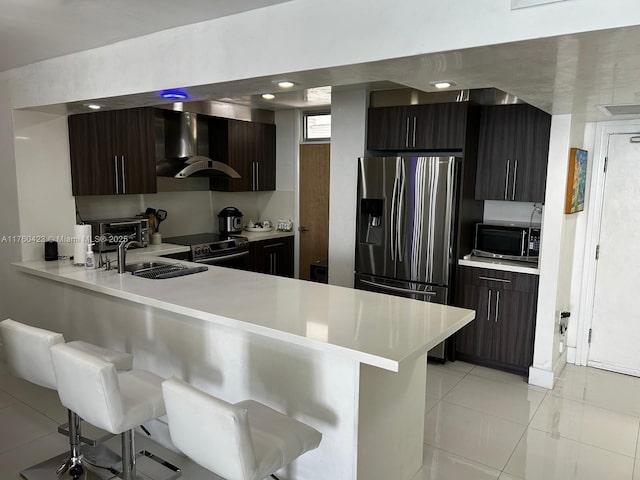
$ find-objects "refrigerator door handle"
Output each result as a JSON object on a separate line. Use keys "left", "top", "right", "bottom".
{"left": 390, "top": 172, "right": 399, "bottom": 261}
{"left": 360, "top": 279, "right": 437, "bottom": 296}
{"left": 396, "top": 160, "right": 406, "bottom": 262}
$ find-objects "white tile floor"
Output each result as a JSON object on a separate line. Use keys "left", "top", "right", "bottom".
{"left": 1, "top": 360, "right": 640, "bottom": 480}
{"left": 420, "top": 362, "right": 640, "bottom": 480}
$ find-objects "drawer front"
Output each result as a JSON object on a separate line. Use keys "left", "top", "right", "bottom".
{"left": 458, "top": 266, "right": 538, "bottom": 294}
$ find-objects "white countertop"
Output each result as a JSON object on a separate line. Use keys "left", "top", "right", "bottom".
{"left": 135, "top": 243, "right": 190, "bottom": 255}
{"left": 236, "top": 230, "right": 295, "bottom": 242}
{"left": 459, "top": 255, "right": 540, "bottom": 275}
{"left": 13, "top": 254, "right": 474, "bottom": 372}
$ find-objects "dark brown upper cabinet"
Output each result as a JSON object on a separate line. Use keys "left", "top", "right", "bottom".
{"left": 367, "top": 102, "right": 468, "bottom": 151}
{"left": 68, "top": 108, "right": 157, "bottom": 196}
{"left": 475, "top": 104, "right": 551, "bottom": 203}
{"left": 209, "top": 117, "right": 276, "bottom": 192}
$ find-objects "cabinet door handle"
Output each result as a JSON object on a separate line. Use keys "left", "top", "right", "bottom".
{"left": 412, "top": 116, "right": 417, "bottom": 147}
{"left": 114, "top": 156, "right": 119, "bottom": 194}
{"left": 487, "top": 289, "right": 492, "bottom": 320}
{"left": 263, "top": 243, "right": 284, "bottom": 249}
{"left": 256, "top": 162, "right": 260, "bottom": 190}
{"left": 495, "top": 290, "right": 500, "bottom": 322}
{"left": 269, "top": 252, "right": 277, "bottom": 274}
{"left": 512, "top": 160, "right": 518, "bottom": 200}
{"left": 405, "top": 117, "right": 410, "bottom": 148}
{"left": 504, "top": 160, "right": 510, "bottom": 200}
{"left": 253, "top": 162, "right": 259, "bottom": 191}
{"left": 478, "top": 276, "right": 511, "bottom": 284}
{"left": 121, "top": 156, "right": 126, "bottom": 194}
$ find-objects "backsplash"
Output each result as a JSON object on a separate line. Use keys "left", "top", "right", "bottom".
{"left": 75, "top": 189, "right": 295, "bottom": 238}
{"left": 483, "top": 200, "right": 543, "bottom": 224}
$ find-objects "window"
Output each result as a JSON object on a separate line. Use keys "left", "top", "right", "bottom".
{"left": 303, "top": 112, "right": 331, "bottom": 141}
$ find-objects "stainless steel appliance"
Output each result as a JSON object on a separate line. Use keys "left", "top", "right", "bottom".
{"left": 354, "top": 156, "right": 462, "bottom": 360}
{"left": 156, "top": 110, "right": 241, "bottom": 179}
{"left": 217, "top": 207, "right": 244, "bottom": 233}
{"left": 161, "top": 233, "right": 250, "bottom": 269}
{"left": 473, "top": 222, "right": 541, "bottom": 263}
{"left": 86, "top": 218, "right": 149, "bottom": 255}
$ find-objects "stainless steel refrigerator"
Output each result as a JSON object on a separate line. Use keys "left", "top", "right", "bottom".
{"left": 354, "top": 156, "right": 461, "bottom": 359}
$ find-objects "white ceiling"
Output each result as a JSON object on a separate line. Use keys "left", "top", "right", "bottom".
{"left": 5, "top": 0, "right": 640, "bottom": 121}
{"left": 0, "top": 0, "right": 292, "bottom": 72}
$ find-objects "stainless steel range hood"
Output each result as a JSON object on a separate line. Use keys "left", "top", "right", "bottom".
{"left": 156, "top": 110, "right": 240, "bottom": 179}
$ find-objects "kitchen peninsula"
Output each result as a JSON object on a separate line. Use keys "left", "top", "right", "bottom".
{"left": 13, "top": 252, "right": 474, "bottom": 480}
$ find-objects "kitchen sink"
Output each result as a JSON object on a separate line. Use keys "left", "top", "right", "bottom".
{"left": 125, "top": 261, "right": 208, "bottom": 279}
{"left": 124, "top": 261, "right": 171, "bottom": 273}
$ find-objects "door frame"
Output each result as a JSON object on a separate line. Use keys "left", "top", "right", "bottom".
{"left": 576, "top": 120, "right": 640, "bottom": 370}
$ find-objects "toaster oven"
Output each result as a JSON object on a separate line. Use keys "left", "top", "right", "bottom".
{"left": 86, "top": 218, "right": 149, "bottom": 254}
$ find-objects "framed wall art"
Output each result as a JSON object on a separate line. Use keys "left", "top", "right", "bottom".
{"left": 565, "top": 148, "right": 588, "bottom": 214}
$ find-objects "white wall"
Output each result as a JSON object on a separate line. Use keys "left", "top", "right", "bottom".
{"left": 529, "top": 113, "right": 588, "bottom": 388}
{"left": 328, "top": 87, "right": 368, "bottom": 287}
{"left": 529, "top": 115, "right": 572, "bottom": 387}
{"left": 12, "top": 110, "right": 77, "bottom": 260}
{"left": 0, "top": 74, "right": 22, "bottom": 324}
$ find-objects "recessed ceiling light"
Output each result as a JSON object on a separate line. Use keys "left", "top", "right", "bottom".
{"left": 277, "top": 81, "right": 295, "bottom": 89}
{"left": 159, "top": 89, "right": 189, "bottom": 100}
{"left": 84, "top": 103, "right": 102, "bottom": 110}
{"left": 262, "top": 93, "right": 275, "bottom": 100}
{"left": 430, "top": 81, "right": 456, "bottom": 89}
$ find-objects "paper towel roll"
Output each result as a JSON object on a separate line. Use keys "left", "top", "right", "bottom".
{"left": 73, "top": 224, "right": 92, "bottom": 265}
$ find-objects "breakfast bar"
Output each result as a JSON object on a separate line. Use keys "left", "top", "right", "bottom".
{"left": 12, "top": 254, "right": 474, "bottom": 480}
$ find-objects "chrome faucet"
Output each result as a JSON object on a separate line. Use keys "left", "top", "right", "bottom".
{"left": 117, "top": 240, "right": 143, "bottom": 273}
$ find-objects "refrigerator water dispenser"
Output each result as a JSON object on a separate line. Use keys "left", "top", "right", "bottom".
{"left": 359, "top": 198, "right": 383, "bottom": 245}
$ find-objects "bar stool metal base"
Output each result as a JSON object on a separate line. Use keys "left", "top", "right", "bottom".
{"left": 19, "top": 448, "right": 120, "bottom": 480}
{"left": 109, "top": 430, "right": 181, "bottom": 480}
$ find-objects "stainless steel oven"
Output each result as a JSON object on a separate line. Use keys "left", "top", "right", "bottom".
{"left": 160, "top": 233, "right": 250, "bottom": 270}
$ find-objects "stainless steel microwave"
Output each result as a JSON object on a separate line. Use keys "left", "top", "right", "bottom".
{"left": 473, "top": 222, "right": 541, "bottom": 263}
{"left": 86, "top": 217, "right": 149, "bottom": 254}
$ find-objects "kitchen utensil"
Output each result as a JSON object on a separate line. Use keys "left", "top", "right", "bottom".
{"left": 148, "top": 213, "right": 157, "bottom": 233}
{"left": 146, "top": 207, "right": 158, "bottom": 232}
{"left": 217, "top": 207, "right": 243, "bottom": 233}
{"left": 156, "top": 209, "right": 167, "bottom": 231}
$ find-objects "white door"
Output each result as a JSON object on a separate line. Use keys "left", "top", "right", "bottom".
{"left": 588, "top": 133, "right": 640, "bottom": 375}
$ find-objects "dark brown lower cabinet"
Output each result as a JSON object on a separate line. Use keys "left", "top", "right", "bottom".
{"left": 453, "top": 266, "right": 538, "bottom": 376}
{"left": 248, "top": 236, "right": 294, "bottom": 278}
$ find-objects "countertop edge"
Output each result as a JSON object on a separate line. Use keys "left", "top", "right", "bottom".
{"left": 459, "top": 257, "right": 540, "bottom": 275}
{"left": 237, "top": 230, "right": 295, "bottom": 242}
{"left": 13, "top": 257, "right": 474, "bottom": 373}
{"left": 12, "top": 260, "right": 406, "bottom": 371}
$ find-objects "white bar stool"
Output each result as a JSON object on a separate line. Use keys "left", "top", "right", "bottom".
{"left": 50, "top": 342, "right": 181, "bottom": 480}
{"left": 0, "top": 318, "right": 133, "bottom": 480}
{"left": 162, "top": 377, "right": 322, "bottom": 480}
